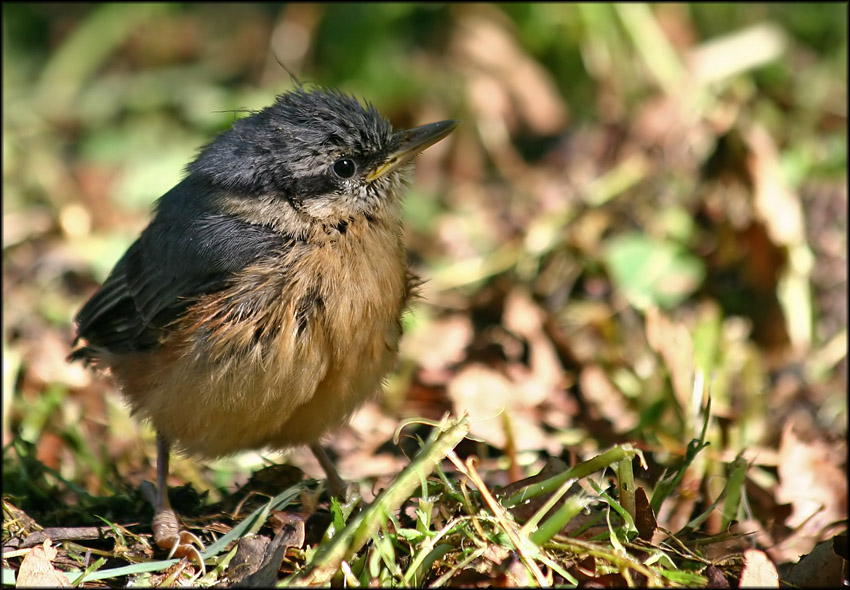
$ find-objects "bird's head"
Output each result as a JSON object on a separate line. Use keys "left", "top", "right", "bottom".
{"left": 189, "top": 87, "right": 457, "bottom": 228}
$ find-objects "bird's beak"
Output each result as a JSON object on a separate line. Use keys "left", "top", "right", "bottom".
{"left": 366, "top": 119, "right": 460, "bottom": 182}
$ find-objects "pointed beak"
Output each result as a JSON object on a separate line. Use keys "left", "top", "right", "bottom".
{"left": 366, "top": 119, "right": 460, "bottom": 182}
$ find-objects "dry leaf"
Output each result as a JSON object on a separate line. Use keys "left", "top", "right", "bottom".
{"left": 775, "top": 421, "right": 848, "bottom": 560}
{"left": 785, "top": 533, "right": 848, "bottom": 588}
{"left": 745, "top": 125, "right": 805, "bottom": 249}
{"left": 738, "top": 548, "right": 779, "bottom": 587}
{"left": 448, "top": 364, "right": 551, "bottom": 453}
{"left": 579, "top": 365, "right": 637, "bottom": 433}
{"left": 402, "top": 314, "right": 473, "bottom": 378}
{"left": 502, "top": 288, "right": 566, "bottom": 404}
{"left": 452, "top": 11, "right": 567, "bottom": 135}
{"left": 745, "top": 124, "right": 811, "bottom": 352}
{"left": 645, "top": 307, "right": 697, "bottom": 425}
{"left": 17, "top": 539, "right": 70, "bottom": 587}
{"left": 634, "top": 486, "right": 657, "bottom": 541}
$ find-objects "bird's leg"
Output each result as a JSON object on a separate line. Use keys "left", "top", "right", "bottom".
{"left": 309, "top": 443, "right": 349, "bottom": 501}
{"left": 149, "top": 433, "right": 205, "bottom": 572}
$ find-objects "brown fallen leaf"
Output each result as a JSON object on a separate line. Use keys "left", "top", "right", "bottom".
{"left": 451, "top": 9, "right": 567, "bottom": 136}
{"left": 401, "top": 313, "right": 473, "bottom": 378}
{"left": 775, "top": 420, "right": 847, "bottom": 561}
{"left": 702, "top": 564, "right": 731, "bottom": 588}
{"left": 502, "top": 288, "right": 567, "bottom": 404}
{"left": 634, "top": 486, "right": 657, "bottom": 541}
{"left": 448, "top": 363, "right": 552, "bottom": 454}
{"left": 579, "top": 364, "right": 638, "bottom": 434}
{"left": 785, "top": 533, "right": 848, "bottom": 588}
{"left": 228, "top": 514, "right": 305, "bottom": 587}
{"left": 645, "top": 306, "right": 697, "bottom": 422}
{"left": 745, "top": 124, "right": 811, "bottom": 353}
{"left": 16, "top": 539, "right": 70, "bottom": 587}
{"left": 738, "top": 548, "right": 779, "bottom": 588}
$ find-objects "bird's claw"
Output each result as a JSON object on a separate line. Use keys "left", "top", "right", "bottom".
{"left": 161, "top": 531, "right": 206, "bottom": 574}
{"left": 153, "top": 508, "right": 206, "bottom": 574}
{"left": 163, "top": 529, "right": 204, "bottom": 558}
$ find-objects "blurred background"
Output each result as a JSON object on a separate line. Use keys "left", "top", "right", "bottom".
{"left": 3, "top": 2, "right": 846, "bottom": 573}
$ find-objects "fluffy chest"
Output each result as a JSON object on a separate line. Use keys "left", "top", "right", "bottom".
{"left": 112, "top": 216, "right": 413, "bottom": 455}
{"left": 177, "top": 216, "right": 411, "bottom": 367}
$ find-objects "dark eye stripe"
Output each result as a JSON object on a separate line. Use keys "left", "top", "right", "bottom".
{"left": 293, "top": 173, "right": 337, "bottom": 199}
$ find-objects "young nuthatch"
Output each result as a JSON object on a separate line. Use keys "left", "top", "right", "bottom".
{"left": 70, "top": 86, "right": 458, "bottom": 565}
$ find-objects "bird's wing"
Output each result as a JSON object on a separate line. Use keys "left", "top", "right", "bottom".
{"left": 71, "top": 178, "right": 293, "bottom": 360}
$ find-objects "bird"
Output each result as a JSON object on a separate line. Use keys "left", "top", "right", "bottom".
{"left": 69, "top": 85, "right": 458, "bottom": 567}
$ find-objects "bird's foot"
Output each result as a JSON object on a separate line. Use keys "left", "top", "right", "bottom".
{"left": 309, "top": 443, "right": 358, "bottom": 502}
{"left": 152, "top": 506, "right": 206, "bottom": 574}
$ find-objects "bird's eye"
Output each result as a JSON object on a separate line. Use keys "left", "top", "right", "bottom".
{"left": 332, "top": 158, "right": 357, "bottom": 179}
